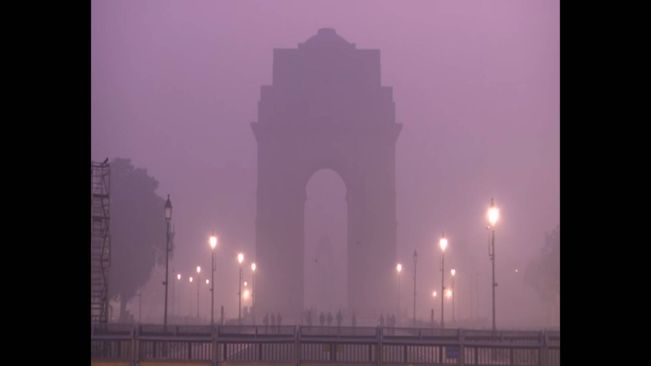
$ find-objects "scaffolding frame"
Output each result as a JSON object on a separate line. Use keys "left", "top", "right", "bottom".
{"left": 91, "top": 160, "right": 111, "bottom": 323}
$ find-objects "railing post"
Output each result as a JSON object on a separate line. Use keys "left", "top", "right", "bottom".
{"left": 131, "top": 324, "right": 139, "bottom": 366}
{"left": 403, "top": 344, "right": 407, "bottom": 364}
{"left": 459, "top": 328, "right": 465, "bottom": 366}
{"left": 510, "top": 343, "right": 514, "bottom": 366}
{"left": 212, "top": 324, "right": 218, "bottom": 366}
{"left": 376, "top": 327, "right": 383, "bottom": 366}
{"left": 222, "top": 341, "right": 227, "bottom": 362}
{"left": 538, "top": 330, "right": 546, "bottom": 366}
{"left": 295, "top": 325, "right": 301, "bottom": 366}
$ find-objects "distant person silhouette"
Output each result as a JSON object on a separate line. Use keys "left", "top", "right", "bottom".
{"left": 307, "top": 309, "right": 313, "bottom": 327}
{"left": 336, "top": 310, "right": 343, "bottom": 328}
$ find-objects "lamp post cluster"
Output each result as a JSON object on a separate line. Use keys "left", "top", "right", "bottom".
{"left": 159, "top": 195, "right": 258, "bottom": 326}
{"left": 161, "top": 195, "right": 499, "bottom": 329}
{"left": 394, "top": 198, "right": 500, "bottom": 330}
{"left": 172, "top": 245, "right": 256, "bottom": 326}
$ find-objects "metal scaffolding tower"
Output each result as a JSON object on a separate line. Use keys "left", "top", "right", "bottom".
{"left": 91, "top": 159, "right": 111, "bottom": 324}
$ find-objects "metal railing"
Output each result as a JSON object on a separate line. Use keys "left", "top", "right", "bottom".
{"left": 91, "top": 324, "right": 560, "bottom": 365}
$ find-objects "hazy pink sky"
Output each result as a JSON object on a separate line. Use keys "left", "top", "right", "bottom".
{"left": 92, "top": 0, "right": 559, "bottom": 327}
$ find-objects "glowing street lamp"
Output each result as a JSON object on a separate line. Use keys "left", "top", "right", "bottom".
{"left": 439, "top": 233, "right": 448, "bottom": 328}
{"left": 209, "top": 234, "right": 218, "bottom": 326}
{"left": 487, "top": 198, "right": 500, "bottom": 331}
{"left": 488, "top": 200, "right": 500, "bottom": 228}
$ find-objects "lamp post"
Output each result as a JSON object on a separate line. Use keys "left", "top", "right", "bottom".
{"left": 176, "top": 273, "right": 182, "bottom": 318}
{"left": 431, "top": 291, "right": 437, "bottom": 327}
{"left": 188, "top": 276, "right": 194, "bottom": 319}
{"left": 396, "top": 263, "right": 402, "bottom": 323}
{"left": 237, "top": 253, "right": 244, "bottom": 324}
{"left": 138, "top": 290, "right": 142, "bottom": 323}
{"left": 413, "top": 251, "right": 417, "bottom": 327}
{"left": 170, "top": 267, "right": 175, "bottom": 318}
{"left": 206, "top": 278, "right": 211, "bottom": 311}
{"left": 451, "top": 268, "right": 456, "bottom": 324}
{"left": 243, "top": 281, "right": 249, "bottom": 314}
{"left": 209, "top": 235, "right": 218, "bottom": 326}
{"left": 446, "top": 288, "right": 453, "bottom": 323}
{"left": 196, "top": 266, "right": 201, "bottom": 320}
{"left": 163, "top": 195, "right": 172, "bottom": 328}
{"left": 439, "top": 234, "right": 448, "bottom": 328}
{"left": 251, "top": 262, "right": 257, "bottom": 324}
{"left": 487, "top": 198, "right": 500, "bottom": 332}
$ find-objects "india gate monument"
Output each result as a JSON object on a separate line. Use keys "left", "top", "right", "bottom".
{"left": 252, "top": 28, "right": 401, "bottom": 321}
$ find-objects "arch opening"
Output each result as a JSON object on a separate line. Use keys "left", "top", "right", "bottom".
{"left": 304, "top": 169, "right": 348, "bottom": 316}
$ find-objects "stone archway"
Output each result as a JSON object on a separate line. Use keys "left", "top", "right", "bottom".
{"left": 252, "top": 28, "right": 401, "bottom": 322}
{"left": 303, "top": 169, "right": 347, "bottom": 315}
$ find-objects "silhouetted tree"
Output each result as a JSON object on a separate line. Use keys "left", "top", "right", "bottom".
{"left": 108, "top": 158, "right": 167, "bottom": 321}
{"left": 525, "top": 225, "right": 560, "bottom": 318}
